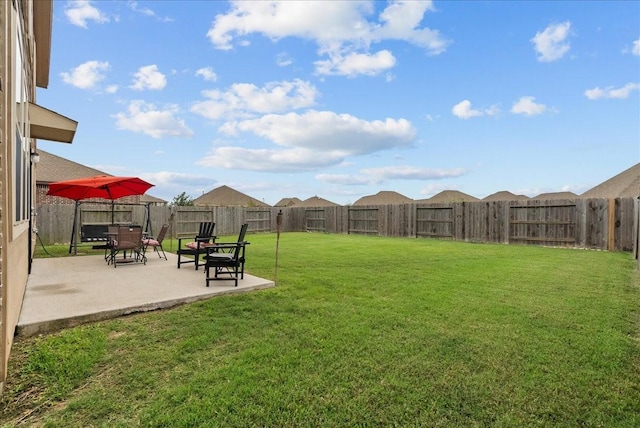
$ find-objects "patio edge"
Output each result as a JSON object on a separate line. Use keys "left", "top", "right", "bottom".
{"left": 16, "top": 282, "right": 274, "bottom": 337}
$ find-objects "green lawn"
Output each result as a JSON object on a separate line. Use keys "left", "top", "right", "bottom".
{"left": 4, "top": 233, "right": 640, "bottom": 427}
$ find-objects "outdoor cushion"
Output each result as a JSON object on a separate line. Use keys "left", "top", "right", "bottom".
{"left": 142, "top": 238, "right": 160, "bottom": 246}
{"left": 185, "top": 241, "right": 216, "bottom": 250}
{"left": 204, "top": 253, "right": 234, "bottom": 261}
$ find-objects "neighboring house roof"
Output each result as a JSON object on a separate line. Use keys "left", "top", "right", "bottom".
{"left": 193, "top": 185, "right": 270, "bottom": 207}
{"left": 36, "top": 149, "right": 165, "bottom": 202}
{"left": 532, "top": 191, "right": 578, "bottom": 200}
{"left": 353, "top": 191, "right": 413, "bottom": 206}
{"left": 580, "top": 163, "right": 640, "bottom": 199}
{"left": 420, "top": 190, "right": 480, "bottom": 203}
{"left": 274, "top": 197, "right": 302, "bottom": 207}
{"left": 294, "top": 196, "right": 340, "bottom": 207}
{"left": 36, "top": 149, "right": 109, "bottom": 184}
{"left": 482, "top": 191, "right": 530, "bottom": 201}
{"left": 140, "top": 194, "right": 167, "bottom": 205}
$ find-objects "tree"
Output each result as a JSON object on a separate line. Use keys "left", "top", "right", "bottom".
{"left": 171, "top": 192, "right": 194, "bottom": 206}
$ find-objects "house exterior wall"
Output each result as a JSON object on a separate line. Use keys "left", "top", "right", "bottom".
{"left": 0, "top": 0, "right": 6, "bottom": 397}
{"left": 36, "top": 184, "right": 75, "bottom": 204}
{"left": 0, "top": 0, "right": 41, "bottom": 396}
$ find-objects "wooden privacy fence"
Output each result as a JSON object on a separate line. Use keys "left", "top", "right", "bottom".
{"left": 35, "top": 198, "right": 637, "bottom": 252}
{"left": 35, "top": 203, "right": 274, "bottom": 247}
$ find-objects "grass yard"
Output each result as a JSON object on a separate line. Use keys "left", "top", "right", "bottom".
{"left": 3, "top": 233, "right": 640, "bottom": 427}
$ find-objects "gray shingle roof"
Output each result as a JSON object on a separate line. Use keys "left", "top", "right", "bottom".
{"left": 36, "top": 149, "right": 166, "bottom": 203}
{"left": 294, "top": 196, "right": 339, "bottom": 207}
{"left": 274, "top": 197, "right": 302, "bottom": 207}
{"left": 36, "top": 150, "right": 109, "bottom": 184}
{"left": 482, "top": 191, "right": 529, "bottom": 201}
{"left": 580, "top": 163, "right": 640, "bottom": 198}
{"left": 193, "top": 185, "right": 270, "bottom": 207}
{"left": 532, "top": 191, "right": 578, "bottom": 200}
{"left": 418, "top": 190, "right": 480, "bottom": 203}
{"left": 353, "top": 191, "right": 413, "bottom": 206}
{"left": 140, "top": 194, "right": 167, "bottom": 204}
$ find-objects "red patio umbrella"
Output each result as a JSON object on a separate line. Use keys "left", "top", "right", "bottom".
{"left": 47, "top": 175, "right": 154, "bottom": 254}
{"left": 47, "top": 175, "right": 154, "bottom": 201}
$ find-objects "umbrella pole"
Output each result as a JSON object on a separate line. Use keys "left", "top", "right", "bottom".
{"left": 69, "top": 200, "right": 79, "bottom": 254}
{"left": 144, "top": 203, "right": 152, "bottom": 236}
{"left": 106, "top": 187, "right": 115, "bottom": 225}
{"left": 275, "top": 210, "right": 282, "bottom": 286}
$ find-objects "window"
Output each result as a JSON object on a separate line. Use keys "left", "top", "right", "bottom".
{"left": 13, "top": 7, "right": 30, "bottom": 224}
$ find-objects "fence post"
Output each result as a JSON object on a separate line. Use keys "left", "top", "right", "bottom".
{"left": 275, "top": 210, "right": 282, "bottom": 285}
{"left": 607, "top": 198, "right": 616, "bottom": 251}
{"left": 634, "top": 197, "right": 639, "bottom": 268}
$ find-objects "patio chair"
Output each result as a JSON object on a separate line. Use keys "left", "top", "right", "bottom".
{"left": 204, "top": 223, "right": 249, "bottom": 287}
{"left": 142, "top": 223, "right": 169, "bottom": 260}
{"left": 108, "top": 225, "right": 145, "bottom": 267}
{"left": 177, "top": 221, "right": 216, "bottom": 270}
{"left": 104, "top": 225, "right": 119, "bottom": 262}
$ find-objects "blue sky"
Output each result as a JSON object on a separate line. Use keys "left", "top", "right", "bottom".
{"left": 37, "top": 0, "right": 640, "bottom": 205}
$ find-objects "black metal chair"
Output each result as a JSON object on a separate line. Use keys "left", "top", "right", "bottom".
{"left": 142, "top": 223, "right": 169, "bottom": 260}
{"left": 104, "top": 225, "right": 119, "bottom": 262}
{"left": 204, "top": 223, "right": 249, "bottom": 287}
{"left": 176, "top": 222, "right": 216, "bottom": 270}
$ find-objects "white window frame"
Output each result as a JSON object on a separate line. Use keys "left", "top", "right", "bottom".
{"left": 12, "top": 2, "right": 31, "bottom": 234}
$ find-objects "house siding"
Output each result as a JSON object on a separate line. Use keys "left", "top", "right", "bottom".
{"left": 0, "top": 0, "right": 47, "bottom": 396}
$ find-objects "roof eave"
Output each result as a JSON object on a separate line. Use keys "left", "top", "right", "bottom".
{"left": 33, "top": 0, "right": 53, "bottom": 88}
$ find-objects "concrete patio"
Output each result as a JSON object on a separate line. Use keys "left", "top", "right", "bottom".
{"left": 17, "top": 251, "right": 275, "bottom": 337}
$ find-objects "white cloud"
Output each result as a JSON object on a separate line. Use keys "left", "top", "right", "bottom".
{"left": 113, "top": 100, "right": 194, "bottom": 139}
{"left": 206, "top": 1, "right": 449, "bottom": 76}
{"left": 207, "top": 1, "right": 367, "bottom": 50}
{"left": 197, "top": 146, "right": 343, "bottom": 172}
{"left": 130, "top": 65, "right": 167, "bottom": 91}
{"left": 360, "top": 166, "right": 467, "bottom": 181}
{"left": 127, "top": 1, "right": 172, "bottom": 21}
{"left": 585, "top": 83, "right": 640, "bottom": 99}
{"left": 531, "top": 21, "right": 571, "bottom": 62}
{"left": 315, "top": 174, "right": 375, "bottom": 185}
{"left": 191, "top": 79, "right": 318, "bottom": 120}
{"left": 511, "top": 96, "right": 547, "bottom": 116}
{"left": 484, "top": 105, "right": 501, "bottom": 117}
{"left": 141, "top": 171, "right": 214, "bottom": 188}
{"left": 452, "top": 100, "right": 483, "bottom": 119}
{"left": 199, "top": 110, "right": 416, "bottom": 172}
{"left": 139, "top": 171, "right": 217, "bottom": 201}
{"left": 276, "top": 52, "right": 293, "bottom": 67}
{"left": 220, "top": 110, "right": 415, "bottom": 152}
{"left": 317, "top": 166, "right": 466, "bottom": 186}
{"left": 633, "top": 39, "right": 640, "bottom": 56}
{"left": 128, "top": 1, "right": 155, "bottom": 17}
{"left": 314, "top": 49, "right": 396, "bottom": 77}
{"left": 60, "top": 60, "right": 110, "bottom": 89}
{"left": 373, "top": 1, "right": 447, "bottom": 54}
{"left": 64, "top": 0, "right": 109, "bottom": 28}
{"left": 195, "top": 67, "right": 218, "bottom": 82}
